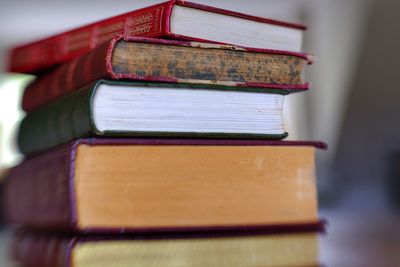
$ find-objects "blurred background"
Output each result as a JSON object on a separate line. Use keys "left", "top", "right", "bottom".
{"left": 0, "top": 0, "right": 399, "bottom": 266}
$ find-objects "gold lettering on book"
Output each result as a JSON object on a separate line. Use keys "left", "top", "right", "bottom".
{"left": 125, "top": 7, "right": 163, "bottom": 36}
{"left": 131, "top": 13, "right": 153, "bottom": 26}
{"left": 132, "top": 23, "right": 152, "bottom": 35}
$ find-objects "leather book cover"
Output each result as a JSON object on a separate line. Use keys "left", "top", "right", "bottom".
{"left": 8, "top": 0, "right": 306, "bottom": 74}
{"left": 18, "top": 80, "right": 297, "bottom": 155}
{"left": 6, "top": 138, "right": 327, "bottom": 233}
{"left": 22, "top": 36, "right": 312, "bottom": 112}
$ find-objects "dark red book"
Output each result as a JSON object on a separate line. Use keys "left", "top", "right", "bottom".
{"left": 12, "top": 226, "right": 324, "bottom": 267}
{"left": 8, "top": 0, "right": 306, "bottom": 74}
{"left": 21, "top": 36, "right": 312, "bottom": 112}
{"left": 6, "top": 138, "right": 326, "bottom": 233}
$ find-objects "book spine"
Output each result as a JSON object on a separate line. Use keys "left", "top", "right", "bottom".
{"left": 22, "top": 39, "right": 114, "bottom": 112}
{"left": 12, "top": 231, "right": 72, "bottom": 267}
{"left": 18, "top": 85, "right": 94, "bottom": 155}
{"left": 5, "top": 143, "right": 75, "bottom": 230}
{"left": 9, "top": 1, "right": 173, "bottom": 74}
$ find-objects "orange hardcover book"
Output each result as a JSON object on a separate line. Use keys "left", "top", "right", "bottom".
{"left": 6, "top": 138, "right": 326, "bottom": 233}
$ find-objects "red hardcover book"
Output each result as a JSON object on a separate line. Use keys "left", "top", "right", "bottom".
{"left": 21, "top": 36, "right": 312, "bottom": 112}
{"left": 6, "top": 138, "right": 326, "bottom": 233}
{"left": 8, "top": 0, "right": 306, "bottom": 74}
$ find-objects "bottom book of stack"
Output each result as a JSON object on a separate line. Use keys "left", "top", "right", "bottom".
{"left": 12, "top": 226, "right": 324, "bottom": 267}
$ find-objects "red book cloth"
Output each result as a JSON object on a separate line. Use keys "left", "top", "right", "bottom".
{"left": 8, "top": 0, "right": 306, "bottom": 74}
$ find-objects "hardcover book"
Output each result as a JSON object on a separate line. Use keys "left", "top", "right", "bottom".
{"left": 22, "top": 36, "right": 311, "bottom": 112}
{"left": 9, "top": 0, "right": 306, "bottom": 74}
{"left": 12, "top": 229, "right": 322, "bottom": 267}
{"left": 18, "top": 80, "right": 300, "bottom": 155}
{"left": 6, "top": 138, "right": 326, "bottom": 233}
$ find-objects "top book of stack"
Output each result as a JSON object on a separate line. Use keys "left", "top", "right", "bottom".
{"left": 8, "top": 0, "right": 306, "bottom": 74}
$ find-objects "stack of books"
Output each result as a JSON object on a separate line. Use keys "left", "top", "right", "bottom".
{"left": 5, "top": 1, "right": 326, "bottom": 266}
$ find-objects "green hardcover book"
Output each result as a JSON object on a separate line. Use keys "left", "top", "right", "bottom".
{"left": 18, "top": 80, "right": 292, "bottom": 155}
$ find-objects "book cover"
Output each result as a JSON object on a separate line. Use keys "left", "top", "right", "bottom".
{"left": 8, "top": 0, "right": 306, "bottom": 74}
